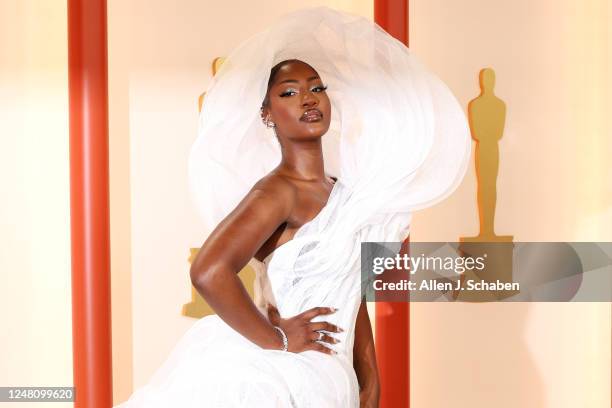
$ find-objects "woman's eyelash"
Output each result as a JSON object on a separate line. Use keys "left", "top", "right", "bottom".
{"left": 279, "top": 85, "right": 328, "bottom": 97}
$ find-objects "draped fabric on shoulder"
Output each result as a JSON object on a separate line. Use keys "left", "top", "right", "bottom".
{"left": 188, "top": 6, "right": 471, "bottom": 288}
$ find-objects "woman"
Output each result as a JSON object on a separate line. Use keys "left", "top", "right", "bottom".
{"left": 118, "top": 6, "right": 470, "bottom": 407}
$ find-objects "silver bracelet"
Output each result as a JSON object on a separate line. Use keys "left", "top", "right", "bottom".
{"left": 273, "top": 326, "right": 288, "bottom": 352}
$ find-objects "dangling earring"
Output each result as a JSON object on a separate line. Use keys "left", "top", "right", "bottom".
{"left": 260, "top": 107, "right": 276, "bottom": 128}
{"left": 263, "top": 115, "right": 275, "bottom": 128}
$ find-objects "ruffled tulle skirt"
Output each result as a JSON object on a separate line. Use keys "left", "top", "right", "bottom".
{"left": 115, "top": 315, "right": 359, "bottom": 407}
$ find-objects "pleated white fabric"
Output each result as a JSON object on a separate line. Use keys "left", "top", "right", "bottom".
{"left": 117, "top": 6, "right": 470, "bottom": 407}
{"left": 116, "top": 180, "right": 412, "bottom": 407}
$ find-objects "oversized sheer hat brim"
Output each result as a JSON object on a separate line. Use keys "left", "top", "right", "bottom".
{"left": 188, "top": 6, "right": 471, "bottom": 236}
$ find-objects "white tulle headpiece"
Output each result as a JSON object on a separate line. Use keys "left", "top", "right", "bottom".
{"left": 189, "top": 7, "right": 471, "bottom": 281}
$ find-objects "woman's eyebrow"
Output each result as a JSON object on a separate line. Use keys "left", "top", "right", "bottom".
{"left": 276, "top": 75, "right": 320, "bottom": 85}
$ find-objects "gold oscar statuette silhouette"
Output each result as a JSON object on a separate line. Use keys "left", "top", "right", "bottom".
{"left": 455, "top": 68, "right": 517, "bottom": 302}
{"left": 197, "top": 57, "right": 225, "bottom": 113}
{"left": 182, "top": 56, "right": 257, "bottom": 318}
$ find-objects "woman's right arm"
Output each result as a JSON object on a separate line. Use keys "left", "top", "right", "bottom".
{"left": 190, "top": 176, "right": 341, "bottom": 353}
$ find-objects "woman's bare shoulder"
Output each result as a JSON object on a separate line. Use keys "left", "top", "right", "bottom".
{"left": 191, "top": 174, "right": 299, "bottom": 272}
{"left": 250, "top": 173, "right": 298, "bottom": 205}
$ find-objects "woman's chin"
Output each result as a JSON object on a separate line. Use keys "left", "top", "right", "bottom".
{"left": 280, "top": 124, "right": 330, "bottom": 142}
{"left": 301, "top": 131, "right": 327, "bottom": 141}
{"left": 301, "top": 124, "right": 331, "bottom": 139}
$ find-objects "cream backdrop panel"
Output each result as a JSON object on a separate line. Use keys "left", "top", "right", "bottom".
{"left": 408, "top": 0, "right": 611, "bottom": 407}
{"left": 108, "top": 0, "right": 373, "bottom": 403}
{"left": 0, "top": 2, "right": 72, "bottom": 408}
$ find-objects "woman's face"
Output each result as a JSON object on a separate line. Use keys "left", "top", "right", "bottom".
{"left": 263, "top": 60, "right": 331, "bottom": 142}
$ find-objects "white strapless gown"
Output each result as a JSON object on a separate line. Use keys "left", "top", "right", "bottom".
{"left": 137, "top": 7, "right": 471, "bottom": 406}
{"left": 116, "top": 181, "right": 411, "bottom": 408}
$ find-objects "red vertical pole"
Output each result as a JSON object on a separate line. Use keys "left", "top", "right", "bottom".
{"left": 374, "top": 240, "right": 410, "bottom": 408}
{"left": 375, "top": 0, "right": 409, "bottom": 46}
{"left": 68, "top": 0, "right": 113, "bottom": 407}
{"left": 374, "top": 2, "right": 410, "bottom": 407}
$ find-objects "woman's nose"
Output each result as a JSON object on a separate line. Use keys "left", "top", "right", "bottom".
{"left": 301, "top": 90, "right": 318, "bottom": 107}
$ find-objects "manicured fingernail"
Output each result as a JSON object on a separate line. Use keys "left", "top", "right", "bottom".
{"left": 338, "top": 327, "right": 344, "bottom": 332}
{"left": 334, "top": 338, "right": 341, "bottom": 344}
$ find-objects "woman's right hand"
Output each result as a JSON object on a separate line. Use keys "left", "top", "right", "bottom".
{"left": 267, "top": 305, "right": 343, "bottom": 354}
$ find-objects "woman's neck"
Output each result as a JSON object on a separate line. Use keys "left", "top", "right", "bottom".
{"left": 277, "top": 140, "right": 327, "bottom": 181}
